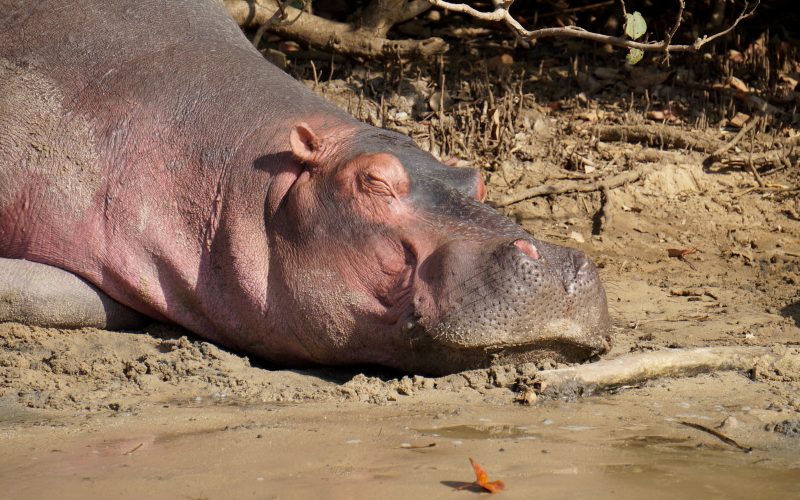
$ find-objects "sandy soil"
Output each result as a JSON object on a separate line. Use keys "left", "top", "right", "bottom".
{"left": 2, "top": 26, "right": 800, "bottom": 500}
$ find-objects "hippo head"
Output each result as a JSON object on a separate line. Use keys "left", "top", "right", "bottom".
{"left": 265, "top": 123, "right": 610, "bottom": 375}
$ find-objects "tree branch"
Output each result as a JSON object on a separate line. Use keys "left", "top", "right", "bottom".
{"left": 224, "top": 0, "right": 447, "bottom": 59}
{"left": 429, "top": 0, "right": 759, "bottom": 54}
{"left": 494, "top": 169, "right": 641, "bottom": 207}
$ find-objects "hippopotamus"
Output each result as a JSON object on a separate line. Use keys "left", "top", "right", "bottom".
{"left": 0, "top": 0, "right": 610, "bottom": 375}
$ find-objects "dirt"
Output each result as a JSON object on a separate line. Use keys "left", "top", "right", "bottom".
{"left": 2, "top": 20, "right": 800, "bottom": 499}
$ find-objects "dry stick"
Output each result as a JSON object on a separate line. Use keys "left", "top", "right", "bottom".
{"left": 495, "top": 169, "right": 641, "bottom": 207}
{"left": 679, "top": 421, "right": 753, "bottom": 453}
{"left": 252, "top": 0, "right": 303, "bottom": 49}
{"left": 710, "top": 115, "right": 763, "bottom": 158}
{"left": 747, "top": 121, "right": 766, "bottom": 187}
{"left": 534, "top": 346, "right": 782, "bottom": 397}
{"left": 662, "top": 0, "right": 686, "bottom": 49}
{"left": 428, "top": 0, "right": 759, "bottom": 54}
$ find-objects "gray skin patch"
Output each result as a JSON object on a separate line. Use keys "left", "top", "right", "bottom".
{"left": 0, "top": 258, "right": 146, "bottom": 329}
{"left": 0, "top": 58, "right": 100, "bottom": 217}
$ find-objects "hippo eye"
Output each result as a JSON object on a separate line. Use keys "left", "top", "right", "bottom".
{"left": 359, "top": 172, "right": 395, "bottom": 198}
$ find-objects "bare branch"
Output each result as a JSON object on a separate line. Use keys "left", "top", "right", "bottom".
{"left": 429, "top": 0, "right": 759, "bottom": 55}
{"left": 689, "top": 0, "right": 760, "bottom": 51}
{"left": 662, "top": 0, "right": 685, "bottom": 49}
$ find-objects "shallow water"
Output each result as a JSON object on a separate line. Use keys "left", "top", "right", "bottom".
{"left": 2, "top": 379, "right": 798, "bottom": 500}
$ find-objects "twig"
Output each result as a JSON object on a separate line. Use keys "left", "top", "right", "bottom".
{"left": 429, "top": 0, "right": 758, "bottom": 54}
{"left": 679, "top": 421, "right": 752, "bottom": 453}
{"left": 710, "top": 115, "right": 763, "bottom": 158}
{"left": 495, "top": 169, "right": 641, "bottom": 207}
{"left": 618, "top": 0, "right": 627, "bottom": 19}
{"left": 747, "top": 121, "right": 766, "bottom": 187}
{"left": 662, "top": 0, "right": 686, "bottom": 49}
{"left": 124, "top": 443, "right": 144, "bottom": 455}
{"left": 252, "top": 0, "right": 305, "bottom": 49}
{"left": 735, "top": 185, "right": 798, "bottom": 197}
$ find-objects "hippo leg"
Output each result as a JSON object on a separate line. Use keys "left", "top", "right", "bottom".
{"left": 0, "top": 258, "right": 147, "bottom": 330}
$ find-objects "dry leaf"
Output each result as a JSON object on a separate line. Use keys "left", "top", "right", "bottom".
{"left": 778, "top": 73, "right": 798, "bottom": 90}
{"left": 469, "top": 458, "right": 505, "bottom": 493}
{"left": 667, "top": 247, "right": 697, "bottom": 258}
{"left": 569, "top": 231, "right": 585, "bottom": 243}
{"left": 576, "top": 110, "right": 600, "bottom": 122}
{"left": 487, "top": 53, "right": 514, "bottom": 73}
{"left": 646, "top": 109, "right": 681, "bottom": 123}
{"left": 727, "top": 76, "right": 749, "bottom": 93}
{"left": 728, "top": 50, "right": 745, "bottom": 63}
{"left": 729, "top": 112, "right": 750, "bottom": 128}
{"left": 546, "top": 101, "right": 563, "bottom": 111}
{"left": 277, "top": 41, "right": 300, "bottom": 53}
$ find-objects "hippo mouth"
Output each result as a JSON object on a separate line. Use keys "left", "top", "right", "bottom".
{"left": 399, "top": 321, "right": 611, "bottom": 375}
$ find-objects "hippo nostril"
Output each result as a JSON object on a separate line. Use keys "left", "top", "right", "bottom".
{"left": 513, "top": 239, "right": 540, "bottom": 260}
{"left": 565, "top": 252, "right": 597, "bottom": 294}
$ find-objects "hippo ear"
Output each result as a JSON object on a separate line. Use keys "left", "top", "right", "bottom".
{"left": 289, "top": 123, "right": 322, "bottom": 164}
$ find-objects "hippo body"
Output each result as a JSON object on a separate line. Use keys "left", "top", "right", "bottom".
{"left": 0, "top": 0, "right": 610, "bottom": 374}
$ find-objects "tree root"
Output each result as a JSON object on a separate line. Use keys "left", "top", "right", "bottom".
{"left": 594, "top": 123, "right": 797, "bottom": 187}
{"left": 224, "top": 0, "right": 448, "bottom": 59}
{"left": 530, "top": 346, "right": 785, "bottom": 399}
{"left": 494, "top": 169, "right": 641, "bottom": 207}
{"left": 595, "top": 124, "right": 718, "bottom": 152}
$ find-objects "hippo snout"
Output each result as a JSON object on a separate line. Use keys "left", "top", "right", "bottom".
{"left": 404, "top": 238, "right": 610, "bottom": 375}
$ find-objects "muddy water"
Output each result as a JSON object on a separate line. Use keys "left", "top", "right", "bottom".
{"left": 1, "top": 372, "right": 798, "bottom": 500}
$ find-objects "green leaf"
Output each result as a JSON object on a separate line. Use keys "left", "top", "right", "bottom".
{"left": 626, "top": 48, "right": 644, "bottom": 65}
{"left": 624, "top": 12, "right": 647, "bottom": 40}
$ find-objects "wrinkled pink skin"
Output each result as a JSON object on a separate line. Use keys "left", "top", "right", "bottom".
{"left": 0, "top": 0, "right": 610, "bottom": 374}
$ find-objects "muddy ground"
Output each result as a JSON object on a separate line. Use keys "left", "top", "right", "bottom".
{"left": 2, "top": 15, "right": 800, "bottom": 499}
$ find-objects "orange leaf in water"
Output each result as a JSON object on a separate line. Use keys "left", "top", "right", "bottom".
{"left": 469, "top": 458, "right": 505, "bottom": 493}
